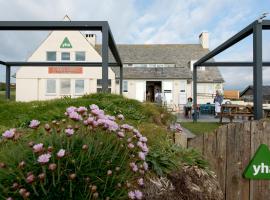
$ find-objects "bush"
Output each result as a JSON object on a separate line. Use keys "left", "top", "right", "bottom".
{"left": 0, "top": 104, "right": 149, "bottom": 200}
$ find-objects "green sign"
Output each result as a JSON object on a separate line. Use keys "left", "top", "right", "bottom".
{"left": 60, "top": 37, "right": 72, "bottom": 48}
{"left": 243, "top": 144, "right": 270, "bottom": 179}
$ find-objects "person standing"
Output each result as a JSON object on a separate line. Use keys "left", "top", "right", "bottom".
{"left": 155, "top": 89, "right": 162, "bottom": 106}
{"left": 214, "top": 90, "right": 223, "bottom": 117}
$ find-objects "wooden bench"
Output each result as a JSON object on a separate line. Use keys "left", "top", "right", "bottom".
{"left": 219, "top": 104, "right": 254, "bottom": 123}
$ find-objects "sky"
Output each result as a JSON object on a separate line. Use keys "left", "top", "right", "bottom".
{"left": 0, "top": 0, "right": 269, "bottom": 91}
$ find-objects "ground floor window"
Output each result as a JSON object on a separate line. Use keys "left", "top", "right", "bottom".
{"left": 97, "top": 79, "right": 111, "bottom": 93}
{"left": 46, "top": 79, "right": 56, "bottom": 94}
{"left": 60, "top": 79, "right": 71, "bottom": 95}
{"left": 75, "top": 80, "right": 84, "bottom": 95}
{"left": 123, "top": 80, "right": 128, "bottom": 92}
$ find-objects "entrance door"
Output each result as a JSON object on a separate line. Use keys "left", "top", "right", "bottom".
{"left": 146, "top": 81, "right": 162, "bottom": 102}
{"left": 135, "top": 81, "right": 145, "bottom": 102}
{"left": 179, "top": 80, "right": 187, "bottom": 105}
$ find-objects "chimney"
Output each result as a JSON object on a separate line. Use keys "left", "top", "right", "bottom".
{"left": 199, "top": 32, "right": 209, "bottom": 49}
{"left": 85, "top": 34, "right": 96, "bottom": 47}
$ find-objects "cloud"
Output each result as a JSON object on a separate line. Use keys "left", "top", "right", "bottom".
{"left": 0, "top": 0, "right": 269, "bottom": 91}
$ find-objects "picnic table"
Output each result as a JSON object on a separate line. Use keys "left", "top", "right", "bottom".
{"left": 219, "top": 104, "right": 254, "bottom": 123}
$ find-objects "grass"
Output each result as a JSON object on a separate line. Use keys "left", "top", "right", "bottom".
{"left": 0, "top": 93, "right": 208, "bottom": 178}
{"left": 0, "top": 89, "right": 15, "bottom": 101}
{"left": 181, "top": 122, "right": 221, "bottom": 135}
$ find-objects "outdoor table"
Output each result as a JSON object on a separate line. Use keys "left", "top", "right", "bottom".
{"left": 219, "top": 104, "right": 254, "bottom": 123}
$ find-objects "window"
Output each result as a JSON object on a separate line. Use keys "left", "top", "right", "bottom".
{"left": 75, "top": 51, "right": 86, "bottom": 61}
{"left": 46, "top": 52, "right": 56, "bottom": 61}
{"left": 123, "top": 80, "right": 128, "bottom": 92}
{"left": 97, "top": 88, "right": 111, "bottom": 93}
{"left": 61, "top": 52, "right": 70, "bottom": 61}
{"left": 46, "top": 79, "right": 56, "bottom": 94}
{"left": 75, "top": 80, "right": 84, "bottom": 94}
{"left": 97, "top": 79, "right": 111, "bottom": 86}
{"left": 60, "top": 79, "right": 71, "bottom": 94}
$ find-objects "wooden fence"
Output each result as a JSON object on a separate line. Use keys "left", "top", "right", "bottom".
{"left": 188, "top": 120, "right": 270, "bottom": 200}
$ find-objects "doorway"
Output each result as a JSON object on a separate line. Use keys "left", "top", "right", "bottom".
{"left": 146, "top": 81, "right": 162, "bottom": 102}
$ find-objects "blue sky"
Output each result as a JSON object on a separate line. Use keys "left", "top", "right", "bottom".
{"left": 0, "top": 0, "right": 269, "bottom": 91}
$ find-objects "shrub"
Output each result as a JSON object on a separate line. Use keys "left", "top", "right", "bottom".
{"left": 0, "top": 104, "right": 149, "bottom": 200}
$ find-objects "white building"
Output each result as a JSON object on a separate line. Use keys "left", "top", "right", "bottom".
{"left": 16, "top": 20, "right": 224, "bottom": 106}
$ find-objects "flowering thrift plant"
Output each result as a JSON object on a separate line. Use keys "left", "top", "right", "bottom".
{"left": 0, "top": 104, "right": 149, "bottom": 200}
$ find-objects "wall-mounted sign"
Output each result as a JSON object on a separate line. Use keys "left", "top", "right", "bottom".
{"left": 60, "top": 37, "right": 72, "bottom": 48}
{"left": 48, "top": 67, "right": 82, "bottom": 74}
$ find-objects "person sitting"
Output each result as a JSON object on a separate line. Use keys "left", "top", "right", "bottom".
{"left": 184, "top": 97, "right": 193, "bottom": 118}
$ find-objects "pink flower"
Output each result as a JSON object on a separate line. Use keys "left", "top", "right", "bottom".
{"left": 29, "top": 120, "right": 40, "bottom": 128}
{"left": 138, "top": 152, "right": 145, "bottom": 161}
{"left": 87, "top": 117, "right": 94, "bottom": 124}
{"left": 117, "top": 131, "right": 125, "bottom": 138}
{"left": 130, "top": 162, "right": 138, "bottom": 172}
{"left": 141, "top": 145, "right": 149, "bottom": 154}
{"left": 107, "top": 115, "right": 115, "bottom": 121}
{"left": 121, "top": 124, "right": 133, "bottom": 131}
{"left": 77, "top": 106, "right": 87, "bottom": 113}
{"left": 139, "top": 137, "right": 148, "bottom": 143}
{"left": 57, "top": 149, "right": 65, "bottom": 158}
{"left": 2, "top": 129, "right": 15, "bottom": 139}
{"left": 65, "top": 128, "right": 74, "bottom": 136}
{"left": 128, "top": 143, "right": 135, "bottom": 149}
{"left": 128, "top": 191, "right": 135, "bottom": 199}
{"left": 134, "top": 190, "right": 143, "bottom": 199}
{"left": 117, "top": 114, "right": 124, "bottom": 120}
{"left": 37, "top": 153, "right": 51, "bottom": 164}
{"left": 143, "top": 162, "right": 148, "bottom": 171}
{"left": 26, "top": 174, "right": 35, "bottom": 184}
{"left": 66, "top": 106, "right": 77, "bottom": 114}
{"left": 137, "top": 141, "right": 143, "bottom": 148}
{"left": 33, "top": 143, "right": 44, "bottom": 153}
{"left": 89, "top": 104, "right": 99, "bottom": 110}
{"left": 137, "top": 178, "right": 144, "bottom": 186}
{"left": 69, "top": 112, "right": 82, "bottom": 121}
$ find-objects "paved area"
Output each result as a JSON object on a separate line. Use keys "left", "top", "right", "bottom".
{"left": 175, "top": 113, "right": 252, "bottom": 123}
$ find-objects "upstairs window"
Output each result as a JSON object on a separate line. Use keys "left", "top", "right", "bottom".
{"left": 61, "top": 52, "right": 70, "bottom": 61}
{"left": 75, "top": 51, "right": 86, "bottom": 61}
{"left": 46, "top": 51, "right": 56, "bottom": 61}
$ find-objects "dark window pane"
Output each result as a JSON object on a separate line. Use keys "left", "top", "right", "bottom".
{"left": 75, "top": 51, "right": 85, "bottom": 61}
{"left": 97, "top": 79, "right": 111, "bottom": 86}
{"left": 47, "top": 52, "right": 56, "bottom": 61}
{"left": 61, "top": 52, "right": 70, "bottom": 61}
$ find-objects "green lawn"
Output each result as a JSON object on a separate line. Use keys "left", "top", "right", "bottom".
{"left": 0, "top": 90, "right": 15, "bottom": 101}
{"left": 181, "top": 122, "right": 221, "bottom": 135}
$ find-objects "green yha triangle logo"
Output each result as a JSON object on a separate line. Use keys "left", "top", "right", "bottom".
{"left": 243, "top": 144, "right": 270, "bottom": 179}
{"left": 60, "top": 37, "right": 72, "bottom": 48}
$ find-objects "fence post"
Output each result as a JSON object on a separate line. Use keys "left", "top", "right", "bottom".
{"left": 5, "top": 65, "right": 11, "bottom": 100}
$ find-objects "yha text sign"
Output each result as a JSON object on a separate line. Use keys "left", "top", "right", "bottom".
{"left": 48, "top": 67, "right": 83, "bottom": 74}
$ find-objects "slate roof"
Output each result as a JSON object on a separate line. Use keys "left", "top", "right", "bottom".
{"left": 95, "top": 44, "right": 224, "bottom": 83}
{"left": 240, "top": 85, "right": 270, "bottom": 97}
